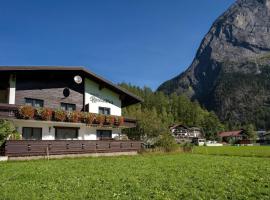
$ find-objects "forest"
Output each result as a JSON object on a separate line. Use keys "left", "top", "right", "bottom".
{"left": 119, "top": 83, "right": 225, "bottom": 143}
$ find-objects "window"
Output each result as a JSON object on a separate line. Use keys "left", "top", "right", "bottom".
{"left": 22, "top": 127, "right": 42, "bottom": 140}
{"left": 55, "top": 127, "right": 78, "bottom": 140}
{"left": 97, "top": 130, "right": 112, "bottom": 140}
{"left": 98, "top": 107, "right": 110, "bottom": 115}
{"left": 0, "top": 89, "right": 8, "bottom": 103}
{"left": 61, "top": 103, "right": 76, "bottom": 111}
{"left": 25, "top": 98, "right": 44, "bottom": 107}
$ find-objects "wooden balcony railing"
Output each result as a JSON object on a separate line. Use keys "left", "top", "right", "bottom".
{"left": 4, "top": 140, "right": 143, "bottom": 157}
{"left": 0, "top": 103, "right": 137, "bottom": 128}
{"left": 0, "top": 103, "right": 17, "bottom": 118}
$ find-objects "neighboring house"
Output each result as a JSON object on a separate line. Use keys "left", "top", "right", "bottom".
{"left": 170, "top": 124, "right": 203, "bottom": 143}
{"left": 0, "top": 66, "right": 143, "bottom": 157}
{"left": 257, "top": 130, "right": 270, "bottom": 145}
{"left": 257, "top": 130, "right": 266, "bottom": 140}
{"left": 218, "top": 130, "right": 245, "bottom": 143}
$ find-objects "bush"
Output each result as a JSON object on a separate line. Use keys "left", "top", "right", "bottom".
{"left": 35, "top": 108, "right": 52, "bottom": 121}
{"left": 18, "top": 106, "right": 35, "bottom": 119}
{"left": 155, "top": 132, "right": 179, "bottom": 152}
{"left": 8, "top": 132, "right": 21, "bottom": 140}
{"left": 0, "top": 120, "right": 20, "bottom": 145}
{"left": 53, "top": 109, "right": 66, "bottom": 122}
{"left": 181, "top": 142, "right": 194, "bottom": 152}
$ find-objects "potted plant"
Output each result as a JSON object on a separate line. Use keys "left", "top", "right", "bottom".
{"left": 66, "top": 111, "right": 80, "bottom": 123}
{"left": 105, "top": 115, "right": 115, "bottom": 125}
{"left": 17, "top": 106, "right": 35, "bottom": 119}
{"left": 115, "top": 116, "right": 124, "bottom": 126}
{"left": 35, "top": 108, "right": 52, "bottom": 121}
{"left": 53, "top": 109, "right": 66, "bottom": 122}
{"left": 80, "top": 112, "right": 94, "bottom": 124}
{"left": 95, "top": 114, "right": 105, "bottom": 125}
{"left": 119, "top": 116, "right": 124, "bottom": 126}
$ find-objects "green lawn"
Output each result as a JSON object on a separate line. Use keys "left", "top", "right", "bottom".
{"left": 0, "top": 153, "right": 270, "bottom": 200}
{"left": 192, "top": 146, "right": 270, "bottom": 157}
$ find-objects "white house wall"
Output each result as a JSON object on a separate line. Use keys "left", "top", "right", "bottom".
{"left": 10, "top": 119, "right": 121, "bottom": 140}
{"left": 84, "top": 78, "right": 121, "bottom": 116}
{"left": 8, "top": 74, "right": 16, "bottom": 104}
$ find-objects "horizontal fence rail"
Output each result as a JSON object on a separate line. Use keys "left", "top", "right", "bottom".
{"left": 5, "top": 140, "right": 143, "bottom": 157}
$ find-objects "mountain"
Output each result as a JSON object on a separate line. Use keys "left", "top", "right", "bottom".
{"left": 157, "top": 0, "right": 270, "bottom": 129}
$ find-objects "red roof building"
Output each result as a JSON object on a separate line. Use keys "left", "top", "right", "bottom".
{"left": 218, "top": 130, "right": 244, "bottom": 137}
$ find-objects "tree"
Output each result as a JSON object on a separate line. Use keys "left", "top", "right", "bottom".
{"left": 0, "top": 120, "right": 19, "bottom": 146}
{"left": 202, "top": 112, "right": 224, "bottom": 140}
{"left": 120, "top": 82, "right": 225, "bottom": 147}
{"left": 244, "top": 124, "right": 257, "bottom": 141}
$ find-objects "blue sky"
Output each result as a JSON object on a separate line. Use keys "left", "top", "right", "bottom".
{"left": 0, "top": 0, "right": 235, "bottom": 90}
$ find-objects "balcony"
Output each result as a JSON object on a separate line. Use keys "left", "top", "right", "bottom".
{"left": 4, "top": 140, "right": 143, "bottom": 157}
{"left": 0, "top": 103, "right": 137, "bottom": 128}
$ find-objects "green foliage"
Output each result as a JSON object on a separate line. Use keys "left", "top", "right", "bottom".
{"left": 120, "top": 83, "right": 224, "bottom": 141}
{"left": 243, "top": 124, "right": 257, "bottom": 141}
{"left": 0, "top": 120, "right": 19, "bottom": 145}
{"left": 214, "top": 64, "right": 270, "bottom": 130}
{"left": 0, "top": 154, "right": 270, "bottom": 199}
{"left": 181, "top": 142, "right": 195, "bottom": 152}
{"left": 201, "top": 112, "right": 224, "bottom": 140}
{"left": 193, "top": 146, "right": 270, "bottom": 158}
{"left": 155, "top": 132, "right": 179, "bottom": 152}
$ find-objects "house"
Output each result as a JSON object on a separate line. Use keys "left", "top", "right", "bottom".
{"left": 218, "top": 130, "right": 245, "bottom": 143}
{"left": 169, "top": 124, "right": 203, "bottom": 143}
{"left": 256, "top": 130, "right": 270, "bottom": 145}
{"left": 0, "top": 66, "right": 143, "bottom": 158}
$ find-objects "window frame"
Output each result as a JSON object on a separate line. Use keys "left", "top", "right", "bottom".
{"left": 96, "top": 130, "right": 112, "bottom": 140}
{"left": 98, "top": 107, "right": 111, "bottom": 115}
{"left": 22, "top": 127, "right": 42, "bottom": 140}
{"left": 55, "top": 127, "right": 79, "bottom": 140}
{"left": 60, "top": 102, "right": 76, "bottom": 111}
{"left": 25, "top": 98, "right": 44, "bottom": 108}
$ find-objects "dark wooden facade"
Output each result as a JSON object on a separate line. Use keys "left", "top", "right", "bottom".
{"left": 4, "top": 140, "right": 143, "bottom": 157}
{"left": 0, "top": 66, "right": 142, "bottom": 107}
{"left": 15, "top": 71, "right": 85, "bottom": 111}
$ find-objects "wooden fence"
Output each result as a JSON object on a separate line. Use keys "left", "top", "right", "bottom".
{"left": 4, "top": 140, "right": 143, "bottom": 157}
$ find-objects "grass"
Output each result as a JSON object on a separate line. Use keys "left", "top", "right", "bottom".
{"left": 0, "top": 153, "right": 270, "bottom": 200}
{"left": 192, "top": 146, "right": 270, "bottom": 158}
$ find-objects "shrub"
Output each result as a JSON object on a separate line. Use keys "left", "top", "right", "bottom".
{"left": 35, "top": 108, "right": 52, "bottom": 121}
{"left": 0, "top": 120, "right": 20, "bottom": 146}
{"left": 181, "top": 142, "right": 194, "bottom": 152}
{"left": 66, "top": 111, "right": 80, "bottom": 123}
{"left": 155, "top": 132, "right": 179, "bottom": 152}
{"left": 8, "top": 132, "right": 21, "bottom": 140}
{"left": 53, "top": 109, "right": 66, "bottom": 122}
{"left": 17, "top": 106, "right": 35, "bottom": 119}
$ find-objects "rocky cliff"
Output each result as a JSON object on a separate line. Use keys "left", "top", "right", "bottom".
{"left": 158, "top": 0, "right": 270, "bottom": 128}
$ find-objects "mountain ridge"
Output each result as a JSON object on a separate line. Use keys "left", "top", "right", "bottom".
{"left": 157, "top": 0, "right": 270, "bottom": 129}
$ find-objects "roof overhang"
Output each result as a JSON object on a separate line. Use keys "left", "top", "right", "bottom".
{"left": 0, "top": 66, "right": 143, "bottom": 107}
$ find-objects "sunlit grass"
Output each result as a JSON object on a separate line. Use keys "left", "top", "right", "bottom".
{"left": 0, "top": 153, "right": 269, "bottom": 200}
{"left": 193, "top": 146, "right": 270, "bottom": 157}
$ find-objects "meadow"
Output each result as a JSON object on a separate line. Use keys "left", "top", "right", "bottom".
{"left": 192, "top": 146, "right": 270, "bottom": 157}
{"left": 0, "top": 148, "right": 270, "bottom": 200}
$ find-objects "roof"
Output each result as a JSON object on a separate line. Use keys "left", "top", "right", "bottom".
{"left": 169, "top": 124, "right": 189, "bottom": 130}
{"left": 0, "top": 66, "right": 143, "bottom": 107}
{"left": 218, "top": 130, "right": 244, "bottom": 137}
